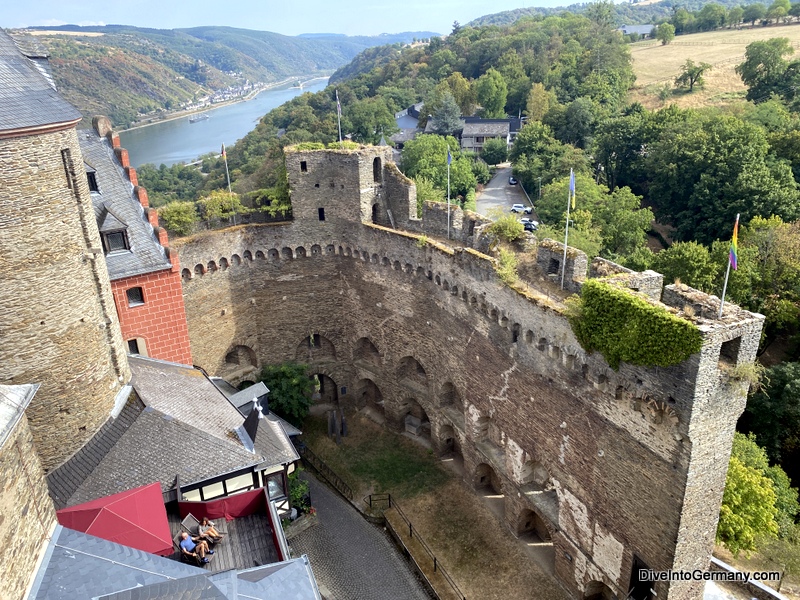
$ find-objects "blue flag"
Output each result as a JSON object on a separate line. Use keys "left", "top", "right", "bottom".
{"left": 447, "top": 148, "right": 452, "bottom": 165}
{"left": 569, "top": 169, "right": 576, "bottom": 209}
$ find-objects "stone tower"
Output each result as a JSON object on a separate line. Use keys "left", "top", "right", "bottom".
{"left": 0, "top": 32, "right": 130, "bottom": 471}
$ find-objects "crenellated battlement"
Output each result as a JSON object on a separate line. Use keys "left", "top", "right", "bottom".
{"left": 170, "top": 146, "right": 763, "bottom": 600}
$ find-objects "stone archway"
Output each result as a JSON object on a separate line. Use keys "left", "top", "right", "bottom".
{"left": 474, "top": 462, "right": 505, "bottom": 521}
{"left": 296, "top": 334, "right": 336, "bottom": 362}
{"left": 516, "top": 508, "right": 555, "bottom": 574}
{"left": 584, "top": 581, "right": 618, "bottom": 600}
{"left": 312, "top": 373, "right": 338, "bottom": 405}
{"left": 355, "top": 378, "right": 384, "bottom": 420}
{"left": 402, "top": 397, "right": 430, "bottom": 441}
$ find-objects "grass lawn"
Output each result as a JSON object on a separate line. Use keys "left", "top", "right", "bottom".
{"left": 301, "top": 411, "right": 570, "bottom": 600}
{"left": 629, "top": 23, "right": 800, "bottom": 110}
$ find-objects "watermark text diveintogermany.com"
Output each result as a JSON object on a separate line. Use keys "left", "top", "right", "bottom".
{"left": 639, "top": 570, "right": 780, "bottom": 584}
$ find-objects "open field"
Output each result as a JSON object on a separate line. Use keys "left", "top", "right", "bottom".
{"left": 629, "top": 23, "right": 800, "bottom": 109}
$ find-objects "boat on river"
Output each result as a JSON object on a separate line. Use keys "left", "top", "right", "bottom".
{"left": 188, "top": 113, "right": 209, "bottom": 123}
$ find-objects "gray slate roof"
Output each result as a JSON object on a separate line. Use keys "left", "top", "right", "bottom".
{"left": 461, "top": 121, "right": 510, "bottom": 137}
{"left": 129, "top": 356, "right": 248, "bottom": 447}
{"left": 29, "top": 526, "right": 204, "bottom": 600}
{"left": 30, "top": 526, "right": 321, "bottom": 600}
{"left": 65, "top": 405, "right": 262, "bottom": 506}
{"left": 220, "top": 381, "right": 302, "bottom": 439}
{"left": 0, "top": 30, "right": 81, "bottom": 133}
{"left": 78, "top": 129, "right": 173, "bottom": 280}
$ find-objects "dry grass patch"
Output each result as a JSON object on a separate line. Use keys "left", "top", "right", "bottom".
{"left": 399, "top": 480, "right": 569, "bottom": 600}
{"left": 629, "top": 24, "right": 800, "bottom": 109}
{"left": 714, "top": 545, "right": 800, "bottom": 600}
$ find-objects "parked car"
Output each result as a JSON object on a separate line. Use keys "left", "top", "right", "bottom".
{"left": 511, "top": 203, "right": 533, "bottom": 214}
{"left": 508, "top": 177, "right": 518, "bottom": 185}
{"left": 524, "top": 221, "right": 538, "bottom": 232}
{"left": 519, "top": 217, "right": 539, "bottom": 225}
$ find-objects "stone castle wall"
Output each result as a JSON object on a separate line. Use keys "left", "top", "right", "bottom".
{"left": 173, "top": 148, "right": 764, "bottom": 600}
{"left": 0, "top": 416, "right": 57, "bottom": 600}
{"left": 0, "top": 128, "right": 130, "bottom": 471}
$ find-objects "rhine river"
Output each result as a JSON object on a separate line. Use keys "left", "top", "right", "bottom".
{"left": 119, "top": 77, "right": 329, "bottom": 168}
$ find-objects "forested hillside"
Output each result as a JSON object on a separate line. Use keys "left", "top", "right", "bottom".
{"left": 468, "top": 0, "right": 751, "bottom": 27}
{"left": 21, "top": 25, "right": 435, "bottom": 128}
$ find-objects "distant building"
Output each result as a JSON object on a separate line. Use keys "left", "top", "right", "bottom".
{"left": 617, "top": 24, "right": 656, "bottom": 38}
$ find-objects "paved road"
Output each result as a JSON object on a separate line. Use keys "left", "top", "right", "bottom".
{"left": 476, "top": 164, "right": 535, "bottom": 218}
{"left": 291, "top": 475, "right": 432, "bottom": 600}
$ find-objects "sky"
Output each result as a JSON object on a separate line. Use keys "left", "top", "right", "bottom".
{"left": 3, "top": 0, "right": 571, "bottom": 37}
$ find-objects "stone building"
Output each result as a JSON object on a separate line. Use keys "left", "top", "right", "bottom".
{"left": 174, "top": 145, "right": 764, "bottom": 600}
{"left": 78, "top": 117, "right": 193, "bottom": 365}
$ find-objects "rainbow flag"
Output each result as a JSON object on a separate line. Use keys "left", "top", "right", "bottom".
{"left": 729, "top": 214, "right": 739, "bottom": 271}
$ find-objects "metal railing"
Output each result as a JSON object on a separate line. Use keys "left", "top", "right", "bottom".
{"left": 367, "top": 493, "right": 467, "bottom": 600}
{"left": 295, "top": 443, "right": 354, "bottom": 501}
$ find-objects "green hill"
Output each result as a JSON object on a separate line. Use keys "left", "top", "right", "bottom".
{"left": 19, "top": 25, "right": 437, "bottom": 128}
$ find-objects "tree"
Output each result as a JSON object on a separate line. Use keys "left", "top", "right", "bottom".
{"left": 736, "top": 38, "right": 794, "bottom": 102}
{"left": 158, "top": 201, "right": 198, "bottom": 236}
{"left": 675, "top": 59, "right": 712, "bottom": 91}
{"left": 697, "top": 2, "right": 728, "bottom": 30}
{"left": 445, "top": 72, "right": 476, "bottom": 115}
{"left": 475, "top": 68, "right": 508, "bottom": 118}
{"left": 481, "top": 137, "right": 508, "bottom": 165}
{"left": 258, "top": 362, "right": 315, "bottom": 427}
{"left": 651, "top": 241, "right": 719, "bottom": 291}
{"left": 525, "top": 83, "right": 556, "bottom": 122}
{"left": 430, "top": 91, "right": 462, "bottom": 137}
{"left": 717, "top": 433, "right": 780, "bottom": 556}
{"left": 413, "top": 176, "right": 445, "bottom": 216}
{"left": 656, "top": 22, "right": 676, "bottom": 45}
{"left": 741, "top": 361, "right": 800, "bottom": 484}
{"left": 672, "top": 7, "right": 693, "bottom": 33}
{"left": 728, "top": 6, "right": 745, "bottom": 26}
{"left": 401, "top": 134, "right": 477, "bottom": 198}
{"left": 743, "top": 3, "right": 767, "bottom": 25}
{"left": 197, "top": 190, "right": 246, "bottom": 226}
{"left": 344, "top": 96, "right": 397, "bottom": 144}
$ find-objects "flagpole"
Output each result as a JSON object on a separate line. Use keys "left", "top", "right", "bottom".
{"left": 222, "top": 143, "right": 235, "bottom": 226}
{"left": 718, "top": 213, "right": 740, "bottom": 318}
{"left": 447, "top": 149, "right": 451, "bottom": 240}
{"left": 336, "top": 89, "right": 343, "bottom": 146}
{"left": 561, "top": 171, "right": 574, "bottom": 290}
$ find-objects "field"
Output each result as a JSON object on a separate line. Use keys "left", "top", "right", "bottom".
{"left": 629, "top": 23, "right": 800, "bottom": 109}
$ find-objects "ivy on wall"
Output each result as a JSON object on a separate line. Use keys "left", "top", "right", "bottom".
{"left": 566, "top": 279, "right": 702, "bottom": 370}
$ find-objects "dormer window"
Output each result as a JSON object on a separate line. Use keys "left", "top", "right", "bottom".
{"left": 103, "top": 229, "right": 129, "bottom": 253}
{"left": 87, "top": 171, "right": 99, "bottom": 192}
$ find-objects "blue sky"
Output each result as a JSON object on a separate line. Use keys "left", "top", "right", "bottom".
{"left": 4, "top": 0, "right": 571, "bottom": 36}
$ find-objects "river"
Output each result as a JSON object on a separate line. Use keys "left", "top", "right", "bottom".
{"left": 119, "top": 77, "right": 330, "bottom": 168}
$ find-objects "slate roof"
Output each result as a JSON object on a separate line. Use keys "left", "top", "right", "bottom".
{"left": 0, "top": 30, "right": 81, "bottom": 133}
{"left": 254, "top": 416, "right": 301, "bottom": 467}
{"left": 65, "top": 406, "right": 262, "bottom": 506}
{"left": 461, "top": 120, "right": 510, "bottom": 137}
{"left": 29, "top": 526, "right": 204, "bottom": 600}
{"left": 618, "top": 24, "right": 655, "bottom": 36}
{"left": 221, "top": 381, "right": 303, "bottom": 438}
{"left": 29, "top": 526, "right": 321, "bottom": 600}
{"left": 129, "top": 356, "right": 248, "bottom": 447}
{"left": 0, "top": 383, "right": 39, "bottom": 448}
{"left": 78, "top": 129, "right": 173, "bottom": 280}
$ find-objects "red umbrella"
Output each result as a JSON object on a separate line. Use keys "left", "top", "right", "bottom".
{"left": 57, "top": 483, "right": 173, "bottom": 556}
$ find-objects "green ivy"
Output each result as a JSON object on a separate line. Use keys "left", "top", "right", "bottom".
{"left": 567, "top": 279, "right": 702, "bottom": 370}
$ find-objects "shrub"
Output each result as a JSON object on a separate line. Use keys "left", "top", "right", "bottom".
{"left": 488, "top": 214, "right": 525, "bottom": 242}
{"left": 158, "top": 201, "right": 198, "bottom": 236}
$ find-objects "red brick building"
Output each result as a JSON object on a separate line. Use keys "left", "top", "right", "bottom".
{"left": 80, "top": 117, "right": 193, "bottom": 365}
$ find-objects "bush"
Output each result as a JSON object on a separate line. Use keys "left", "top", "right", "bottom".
{"left": 496, "top": 248, "right": 518, "bottom": 285}
{"left": 158, "top": 201, "right": 198, "bottom": 236}
{"left": 488, "top": 214, "right": 525, "bottom": 242}
{"left": 463, "top": 188, "right": 477, "bottom": 212}
{"left": 258, "top": 362, "right": 315, "bottom": 426}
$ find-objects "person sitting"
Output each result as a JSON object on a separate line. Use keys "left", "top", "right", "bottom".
{"left": 198, "top": 517, "right": 224, "bottom": 543}
{"left": 179, "top": 531, "right": 214, "bottom": 564}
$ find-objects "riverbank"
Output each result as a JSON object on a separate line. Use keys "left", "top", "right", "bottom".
{"left": 123, "top": 74, "right": 330, "bottom": 133}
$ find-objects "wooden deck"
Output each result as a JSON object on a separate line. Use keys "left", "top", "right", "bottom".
{"left": 167, "top": 509, "right": 280, "bottom": 572}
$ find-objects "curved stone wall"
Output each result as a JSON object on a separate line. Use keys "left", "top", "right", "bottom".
{"left": 174, "top": 215, "right": 763, "bottom": 600}
{"left": 0, "top": 128, "right": 130, "bottom": 471}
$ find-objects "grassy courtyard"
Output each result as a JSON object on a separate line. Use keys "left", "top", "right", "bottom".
{"left": 301, "top": 412, "right": 569, "bottom": 600}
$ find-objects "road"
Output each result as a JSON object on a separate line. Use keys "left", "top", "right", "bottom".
{"left": 476, "top": 164, "right": 536, "bottom": 218}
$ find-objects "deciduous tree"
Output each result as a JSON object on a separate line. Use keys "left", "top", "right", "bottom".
{"left": 475, "top": 68, "right": 508, "bottom": 118}
{"left": 656, "top": 22, "right": 676, "bottom": 45}
{"left": 481, "top": 137, "right": 509, "bottom": 165}
{"left": 258, "top": 362, "right": 315, "bottom": 427}
{"left": 675, "top": 59, "right": 712, "bottom": 91}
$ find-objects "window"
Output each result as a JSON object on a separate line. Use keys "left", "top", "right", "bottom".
{"left": 128, "top": 339, "right": 140, "bottom": 354}
{"left": 476, "top": 136, "right": 485, "bottom": 144}
{"left": 103, "top": 230, "right": 129, "bottom": 253}
{"left": 300, "top": 160, "right": 307, "bottom": 172}
{"left": 126, "top": 286, "right": 144, "bottom": 307}
{"left": 318, "top": 207, "right": 325, "bottom": 221}
{"left": 86, "top": 171, "right": 99, "bottom": 192}
{"left": 265, "top": 472, "right": 286, "bottom": 500}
